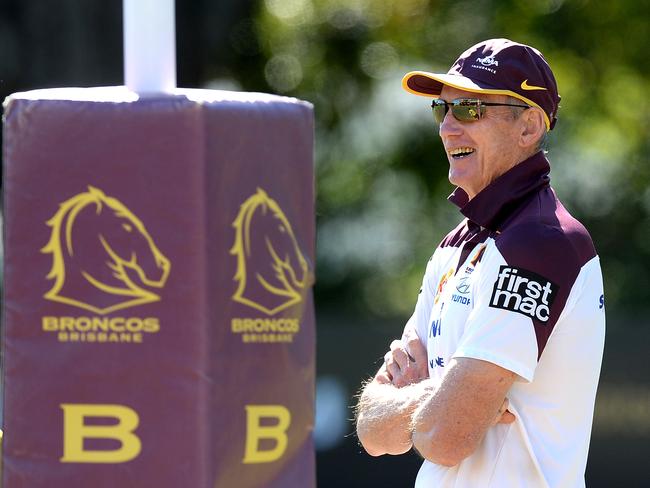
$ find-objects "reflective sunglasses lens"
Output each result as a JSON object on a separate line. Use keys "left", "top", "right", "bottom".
{"left": 452, "top": 100, "right": 483, "bottom": 121}
{"left": 432, "top": 100, "right": 447, "bottom": 124}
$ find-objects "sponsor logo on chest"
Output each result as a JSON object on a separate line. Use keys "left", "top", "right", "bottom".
{"left": 451, "top": 293, "right": 470, "bottom": 305}
{"left": 429, "top": 356, "right": 445, "bottom": 368}
{"left": 451, "top": 276, "right": 471, "bottom": 305}
{"left": 489, "top": 266, "right": 558, "bottom": 322}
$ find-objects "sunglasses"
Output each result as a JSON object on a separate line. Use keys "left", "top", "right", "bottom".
{"left": 431, "top": 98, "right": 530, "bottom": 124}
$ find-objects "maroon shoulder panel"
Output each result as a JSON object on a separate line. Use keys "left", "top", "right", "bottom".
{"left": 495, "top": 188, "right": 596, "bottom": 357}
{"left": 2, "top": 87, "right": 315, "bottom": 488}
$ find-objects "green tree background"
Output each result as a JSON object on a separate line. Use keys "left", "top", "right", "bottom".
{"left": 1, "top": 0, "right": 649, "bottom": 485}
{"left": 242, "top": 0, "right": 650, "bottom": 319}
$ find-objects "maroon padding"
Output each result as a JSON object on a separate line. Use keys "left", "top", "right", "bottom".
{"left": 2, "top": 88, "right": 315, "bottom": 488}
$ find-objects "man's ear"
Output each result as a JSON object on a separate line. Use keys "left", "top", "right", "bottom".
{"left": 519, "top": 108, "right": 546, "bottom": 149}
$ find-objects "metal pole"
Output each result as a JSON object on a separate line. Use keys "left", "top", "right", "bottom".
{"left": 123, "top": 0, "right": 176, "bottom": 93}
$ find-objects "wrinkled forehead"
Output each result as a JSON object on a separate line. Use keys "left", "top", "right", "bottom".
{"left": 439, "top": 85, "right": 511, "bottom": 104}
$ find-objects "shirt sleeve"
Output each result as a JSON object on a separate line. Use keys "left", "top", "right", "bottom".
{"left": 404, "top": 255, "right": 437, "bottom": 345}
{"left": 452, "top": 245, "right": 539, "bottom": 382}
{"left": 452, "top": 223, "right": 591, "bottom": 382}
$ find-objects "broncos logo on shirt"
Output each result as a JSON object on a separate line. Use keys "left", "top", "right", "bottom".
{"left": 434, "top": 268, "right": 454, "bottom": 304}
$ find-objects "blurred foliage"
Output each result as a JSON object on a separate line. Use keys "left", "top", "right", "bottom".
{"left": 1, "top": 0, "right": 649, "bottom": 322}
{"left": 238, "top": 0, "right": 650, "bottom": 320}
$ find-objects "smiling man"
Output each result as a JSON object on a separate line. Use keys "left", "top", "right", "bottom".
{"left": 355, "top": 39, "right": 605, "bottom": 487}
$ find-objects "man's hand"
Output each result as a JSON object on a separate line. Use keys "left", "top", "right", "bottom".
{"left": 356, "top": 368, "right": 436, "bottom": 457}
{"left": 493, "top": 397, "right": 516, "bottom": 425}
{"left": 383, "top": 325, "right": 428, "bottom": 388}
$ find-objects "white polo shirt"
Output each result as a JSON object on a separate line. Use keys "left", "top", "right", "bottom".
{"left": 409, "top": 152, "right": 605, "bottom": 488}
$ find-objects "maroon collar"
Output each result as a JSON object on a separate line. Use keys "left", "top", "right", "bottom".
{"left": 448, "top": 151, "right": 551, "bottom": 230}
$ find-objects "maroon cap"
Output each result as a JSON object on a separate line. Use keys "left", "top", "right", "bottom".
{"left": 402, "top": 38, "right": 561, "bottom": 130}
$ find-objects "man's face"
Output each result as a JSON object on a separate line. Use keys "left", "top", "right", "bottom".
{"left": 438, "top": 86, "right": 527, "bottom": 199}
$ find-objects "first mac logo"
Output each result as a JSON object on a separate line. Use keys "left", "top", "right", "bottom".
{"left": 490, "top": 266, "right": 557, "bottom": 322}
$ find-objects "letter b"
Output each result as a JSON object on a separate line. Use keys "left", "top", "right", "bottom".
{"left": 60, "top": 403, "right": 141, "bottom": 463}
{"left": 243, "top": 405, "right": 291, "bottom": 464}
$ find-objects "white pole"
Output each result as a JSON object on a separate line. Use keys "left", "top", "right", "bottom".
{"left": 123, "top": 0, "right": 177, "bottom": 93}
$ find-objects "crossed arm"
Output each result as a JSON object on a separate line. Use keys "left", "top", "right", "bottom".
{"left": 355, "top": 329, "right": 516, "bottom": 467}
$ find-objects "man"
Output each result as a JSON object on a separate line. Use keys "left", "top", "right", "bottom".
{"left": 355, "top": 38, "right": 605, "bottom": 487}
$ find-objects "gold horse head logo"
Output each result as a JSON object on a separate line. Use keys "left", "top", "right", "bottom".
{"left": 42, "top": 186, "right": 171, "bottom": 314}
{"left": 231, "top": 188, "right": 311, "bottom": 315}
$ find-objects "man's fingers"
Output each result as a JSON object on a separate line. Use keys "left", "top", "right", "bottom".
{"left": 493, "top": 398, "right": 516, "bottom": 425}
{"left": 384, "top": 350, "right": 393, "bottom": 365}
{"left": 385, "top": 349, "right": 406, "bottom": 387}
{"left": 384, "top": 348, "right": 400, "bottom": 375}
{"left": 393, "top": 346, "right": 422, "bottom": 384}
{"left": 382, "top": 340, "right": 412, "bottom": 388}
{"left": 391, "top": 347, "right": 410, "bottom": 372}
{"left": 405, "top": 336, "right": 428, "bottom": 378}
{"left": 384, "top": 335, "right": 429, "bottom": 388}
{"left": 385, "top": 360, "right": 402, "bottom": 384}
{"left": 497, "top": 411, "right": 516, "bottom": 424}
{"left": 375, "top": 371, "right": 392, "bottom": 384}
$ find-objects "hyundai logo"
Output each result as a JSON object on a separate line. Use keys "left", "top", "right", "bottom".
{"left": 456, "top": 277, "right": 471, "bottom": 294}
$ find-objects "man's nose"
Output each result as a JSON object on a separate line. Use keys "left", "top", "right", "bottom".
{"left": 439, "top": 109, "right": 463, "bottom": 138}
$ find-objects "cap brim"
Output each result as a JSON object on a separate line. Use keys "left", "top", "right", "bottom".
{"left": 402, "top": 71, "right": 551, "bottom": 130}
{"left": 403, "top": 71, "right": 490, "bottom": 97}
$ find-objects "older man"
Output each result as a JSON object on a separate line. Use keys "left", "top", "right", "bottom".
{"left": 355, "top": 39, "right": 605, "bottom": 487}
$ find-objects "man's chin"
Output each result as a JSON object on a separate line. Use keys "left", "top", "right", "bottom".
{"left": 447, "top": 171, "right": 466, "bottom": 188}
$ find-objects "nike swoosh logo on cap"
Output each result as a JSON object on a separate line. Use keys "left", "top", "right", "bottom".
{"left": 521, "top": 79, "right": 548, "bottom": 91}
